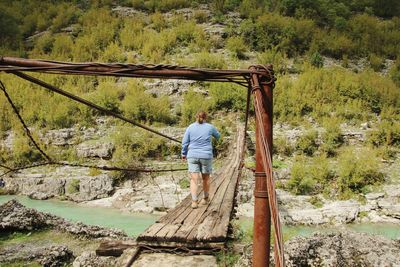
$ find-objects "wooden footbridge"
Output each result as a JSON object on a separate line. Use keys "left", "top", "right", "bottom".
{"left": 137, "top": 126, "right": 244, "bottom": 249}
{"left": 0, "top": 57, "right": 284, "bottom": 266}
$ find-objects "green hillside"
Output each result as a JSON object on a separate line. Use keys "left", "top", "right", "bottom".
{"left": 1, "top": 0, "right": 400, "bottom": 199}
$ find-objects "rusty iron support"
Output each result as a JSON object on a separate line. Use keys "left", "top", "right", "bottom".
{"left": 0, "top": 57, "right": 263, "bottom": 85}
{"left": 250, "top": 66, "right": 273, "bottom": 267}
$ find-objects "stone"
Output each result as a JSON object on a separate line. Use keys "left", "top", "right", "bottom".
{"left": 365, "top": 192, "right": 384, "bottom": 200}
{"left": 0, "top": 200, "right": 128, "bottom": 239}
{"left": 43, "top": 128, "right": 77, "bottom": 146}
{"left": 76, "top": 142, "right": 114, "bottom": 159}
{"left": 73, "top": 251, "right": 116, "bottom": 267}
{"left": 321, "top": 200, "right": 360, "bottom": 224}
{"left": 132, "top": 253, "right": 218, "bottom": 267}
{"left": 283, "top": 231, "right": 400, "bottom": 267}
{"left": 0, "top": 244, "right": 74, "bottom": 267}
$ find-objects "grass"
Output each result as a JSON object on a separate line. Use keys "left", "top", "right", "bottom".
{"left": 0, "top": 229, "right": 101, "bottom": 256}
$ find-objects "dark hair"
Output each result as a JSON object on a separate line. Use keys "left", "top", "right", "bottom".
{"left": 196, "top": 111, "right": 207, "bottom": 124}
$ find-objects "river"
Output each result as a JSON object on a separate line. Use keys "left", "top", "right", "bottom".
{"left": 1, "top": 195, "right": 399, "bottom": 239}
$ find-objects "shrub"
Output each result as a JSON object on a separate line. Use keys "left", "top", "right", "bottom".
{"left": 87, "top": 79, "right": 122, "bottom": 114}
{"left": 226, "top": 36, "right": 247, "bottom": 59}
{"left": 191, "top": 52, "right": 226, "bottom": 69}
{"left": 193, "top": 10, "right": 208, "bottom": 23}
{"left": 120, "top": 80, "right": 174, "bottom": 124}
{"left": 178, "top": 178, "right": 189, "bottom": 189}
{"left": 287, "top": 155, "right": 333, "bottom": 195}
{"left": 273, "top": 136, "right": 294, "bottom": 156}
{"left": 320, "top": 118, "right": 343, "bottom": 156}
{"left": 208, "top": 82, "right": 247, "bottom": 112}
{"left": 309, "top": 52, "right": 324, "bottom": 68}
{"left": 295, "top": 130, "right": 319, "bottom": 156}
{"left": 180, "top": 89, "right": 211, "bottom": 125}
{"left": 369, "top": 53, "right": 384, "bottom": 71}
{"left": 150, "top": 12, "right": 167, "bottom": 32}
{"left": 337, "top": 148, "right": 384, "bottom": 195}
{"left": 67, "top": 179, "right": 80, "bottom": 194}
{"left": 256, "top": 48, "right": 288, "bottom": 74}
{"left": 11, "top": 131, "right": 45, "bottom": 167}
{"left": 52, "top": 34, "right": 74, "bottom": 60}
{"left": 368, "top": 121, "right": 400, "bottom": 147}
{"left": 100, "top": 42, "right": 127, "bottom": 63}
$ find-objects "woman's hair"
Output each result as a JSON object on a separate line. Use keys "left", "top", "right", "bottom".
{"left": 196, "top": 111, "right": 207, "bottom": 124}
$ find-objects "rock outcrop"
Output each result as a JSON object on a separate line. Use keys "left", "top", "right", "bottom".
{"left": 3, "top": 166, "right": 114, "bottom": 202}
{"left": 0, "top": 199, "right": 127, "bottom": 239}
{"left": 0, "top": 244, "right": 74, "bottom": 267}
{"left": 235, "top": 231, "right": 400, "bottom": 267}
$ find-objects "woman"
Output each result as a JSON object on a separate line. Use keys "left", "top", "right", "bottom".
{"left": 181, "top": 111, "right": 220, "bottom": 209}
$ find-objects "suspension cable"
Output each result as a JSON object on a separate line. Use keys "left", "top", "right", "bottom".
{"left": 0, "top": 80, "right": 52, "bottom": 162}
{"left": 10, "top": 71, "right": 181, "bottom": 143}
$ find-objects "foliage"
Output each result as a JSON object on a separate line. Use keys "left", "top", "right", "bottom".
{"left": 67, "top": 178, "right": 80, "bottom": 194}
{"left": 368, "top": 121, "right": 400, "bottom": 148}
{"left": 190, "top": 52, "right": 227, "bottom": 69}
{"left": 120, "top": 80, "right": 174, "bottom": 124}
{"left": 309, "top": 195, "right": 323, "bottom": 208}
{"left": 287, "top": 155, "right": 332, "bottom": 195}
{"left": 336, "top": 147, "right": 384, "bottom": 196}
{"left": 273, "top": 136, "right": 294, "bottom": 157}
{"left": 320, "top": 118, "right": 343, "bottom": 156}
{"left": 208, "top": 83, "right": 247, "bottom": 112}
{"left": 256, "top": 48, "right": 288, "bottom": 74}
{"left": 309, "top": 52, "right": 324, "bottom": 68}
{"left": 295, "top": 130, "right": 319, "bottom": 156}
{"left": 178, "top": 177, "right": 190, "bottom": 189}
{"left": 226, "top": 36, "right": 247, "bottom": 59}
{"left": 274, "top": 68, "right": 400, "bottom": 124}
{"left": 180, "top": 89, "right": 211, "bottom": 125}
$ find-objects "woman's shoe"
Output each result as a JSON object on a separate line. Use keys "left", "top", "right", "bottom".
{"left": 200, "top": 197, "right": 209, "bottom": 205}
{"left": 191, "top": 200, "right": 198, "bottom": 209}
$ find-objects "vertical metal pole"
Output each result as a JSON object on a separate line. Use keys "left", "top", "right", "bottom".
{"left": 250, "top": 66, "right": 273, "bottom": 267}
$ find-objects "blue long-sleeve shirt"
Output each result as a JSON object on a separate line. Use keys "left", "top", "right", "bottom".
{"left": 181, "top": 122, "right": 220, "bottom": 159}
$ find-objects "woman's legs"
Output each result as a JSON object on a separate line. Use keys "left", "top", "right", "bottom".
{"left": 190, "top": 172, "right": 199, "bottom": 202}
{"left": 202, "top": 173, "right": 210, "bottom": 199}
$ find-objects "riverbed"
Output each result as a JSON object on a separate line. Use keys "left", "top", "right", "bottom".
{"left": 1, "top": 195, "right": 399, "bottom": 240}
{"left": 0, "top": 195, "right": 159, "bottom": 237}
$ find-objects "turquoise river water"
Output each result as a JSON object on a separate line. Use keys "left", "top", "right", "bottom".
{"left": 1, "top": 195, "right": 399, "bottom": 239}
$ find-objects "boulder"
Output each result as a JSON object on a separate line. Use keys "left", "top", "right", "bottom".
{"left": 73, "top": 251, "right": 116, "bottom": 267}
{"left": 0, "top": 244, "right": 74, "bottom": 267}
{"left": 235, "top": 231, "right": 400, "bottom": 267}
{"left": 76, "top": 142, "right": 114, "bottom": 159}
{"left": 0, "top": 200, "right": 128, "bottom": 239}
{"left": 283, "top": 231, "right": 400, "bottom": 267}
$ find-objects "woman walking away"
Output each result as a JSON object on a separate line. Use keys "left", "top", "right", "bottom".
{"left": 181, "top": 111, "right": 220, "bottom": 209}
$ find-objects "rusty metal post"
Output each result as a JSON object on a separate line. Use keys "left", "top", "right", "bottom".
{"left": 250, "top": 66, "right": 273, "bottom": 267}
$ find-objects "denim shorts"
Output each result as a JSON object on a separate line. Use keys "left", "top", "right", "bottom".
{"left": 187, "top": 158, "right": 213, "bottom": 174}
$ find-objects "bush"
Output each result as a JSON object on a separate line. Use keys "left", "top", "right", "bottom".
{"left": 337, "top": 148, "right": 384, "bottom": 195}
{"left": 295, "top": 130, "right": 319, "bottom": 156}
{"left": 287, "top": 155, "right": 333, "bottom": 195}
{"left": 309, "top": 52, "right": 324, "bottom": 68}
{"left": 256, "top": 48, "right": 288, "bottom": 74}
{"left": 208, "top": 82, "right": 247, "bottom": 112}
{"left": 100, "top": 42, "right": 127, "bottom": 63}
{"left": 369, "top": 53, "right": 384, "bottom": 71}
{"left": 193, "top": 10, "right": 208, "bottom": 23}
{"left": 191, "top": 52, "right": 226, "bottom": 69}
{"left": 368, "top": 121, "right": 400, "bottom": 147}
{"left": 180, "top": 89, "right": 211, "bottom": 125}
{"left": 67, "top": 179, "right": 80, "bottom": 194}
{"left": 226, "top": 36, "right": 247, "bottom": 59}
{"left": 273, "top": 136, "right": 294, "bottom": 157}
{"left": 120, "top": 80, "right": 174, "bottom": 124}
{"left": 320, "top": 118, "right": 343, "bottom": 156}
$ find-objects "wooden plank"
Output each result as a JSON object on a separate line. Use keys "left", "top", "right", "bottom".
{"left": 137, "top": 125, "right": 244, "bottom": 248}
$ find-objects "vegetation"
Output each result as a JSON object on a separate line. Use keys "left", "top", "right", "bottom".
{"left": 0, "top": 0, "right": 399, "bottom": 201}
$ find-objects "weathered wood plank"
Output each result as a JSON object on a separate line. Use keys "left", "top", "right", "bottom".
{"left": 137, "top": 126, "right": 244, "bottom": 248}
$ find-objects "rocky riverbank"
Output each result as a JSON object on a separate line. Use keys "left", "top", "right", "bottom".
{"left": 235, "top": 231, "right": 400, "bottom": 267}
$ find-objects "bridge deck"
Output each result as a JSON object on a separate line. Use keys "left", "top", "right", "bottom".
{"left": 137, "top": 127, "right": 244, "bottom": 249}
